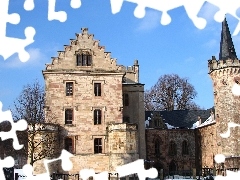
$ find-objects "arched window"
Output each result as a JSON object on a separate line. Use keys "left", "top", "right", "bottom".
{"left": 169, "top": 141, "right": 177, "bottom": 156}
{"left": 182, "top": 140, "right": 189, "bottom": 155}
{"left": 155, "top": 140, "right": 160, "bottom": 155}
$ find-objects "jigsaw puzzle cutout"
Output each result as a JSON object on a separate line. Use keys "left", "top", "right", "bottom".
{"left": 0, "top": 156, "right": 14, "bottom": 180}
{"left": 21, "top": 149, "right": 74, "bottom": 180}
{"left": 48, "top": 0, "right": 81, "bottom": 22}
{"left": 24, "top": 0, "right": 35, "bottom": 11}
{"left": 0, "top": 0, "right": 36, "bottom": 62}
{"left": 79, "top": 169, "right": 109, "bottom": 180}
{"left": 116, "top": 159, "right": 158, "bottom": 180}
{"left": 0, "top": 101, "right": 27, "bottom": 150}
{"left": 0, "top": 0, "right": 82, "bottom": 63}
{"left": 110, "top": 0, "right": 240, "bottom": 35}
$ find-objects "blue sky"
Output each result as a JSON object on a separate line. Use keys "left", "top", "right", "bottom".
{"left": 1, "top": 0, "right": 240, "bottom": 111}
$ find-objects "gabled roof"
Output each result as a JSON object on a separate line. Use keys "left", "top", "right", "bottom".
{"left": 145, "top": 108, "right": 214, "bottom": 129}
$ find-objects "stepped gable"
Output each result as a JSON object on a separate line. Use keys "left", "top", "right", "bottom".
{"left": 44, "top": 28, "right": 124, "bottom": 72}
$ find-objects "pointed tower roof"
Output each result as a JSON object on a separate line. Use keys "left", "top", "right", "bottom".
{"left": 219, "top": 18, "right": 238, "bottom": 60}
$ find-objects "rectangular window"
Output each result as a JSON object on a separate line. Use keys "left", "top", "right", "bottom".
{"left": 66, "top": 82, "right": 73, "bottom": 96}
{"left": 65, "top": 137, "right": 73, "bottom": 153}
{"left": 94, "top": 83, "right": 101, "bottom": 96}
{"left": 94, "top": 138, "right": 102, "bottom": 153}
{"left": 87, "top": 55, "right": 92, "bottom": 66}
{"left": 94, "top": 109, "right": 101, "bottom": 125}
{"left": 123, "top": 93, "right": 129, "bottom": 106}
{"left": 77, "top": 54, "right": 82, "bottom": 66}
{"left": 77, "top": 54, "right": 92, "bottom": 66}
{"left": 65, "top": 109, "right": 73, "bottom": 124}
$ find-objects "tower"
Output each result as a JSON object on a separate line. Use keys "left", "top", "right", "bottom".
{"left": 208, "top": 18, "right": 240, "bottom": 167}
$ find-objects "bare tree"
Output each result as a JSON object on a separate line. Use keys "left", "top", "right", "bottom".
{"left": 11, "top": 81, "right": 59, "bottom": 166}
{"left": 145, "top": 74, "right": 201, "bottom": 111}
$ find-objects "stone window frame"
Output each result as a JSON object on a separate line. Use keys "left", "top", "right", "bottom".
{"left": 64, "top": 136, "right": 75, "bottom": 154}
{"left": 91, "top": 106, "right": 105, "bottom": 125}
{"left": 76, "top": 50, "right": 92, "bottom": 66}
{"left": 94, "top": 83, "right": 101, "bottom": 96}
{"left": 94, "top": 109, "right": 102, "bottom": 125}
{"left": 94, "top": 138, "right": 102, "bottom": 154}
{"left": 65, "top": 82, "right": 73, "bottom": 96}
{"left": 169, "top": 141, "right": 177, "bottom": 156}
{"left": 182, "top": 140, "right": 189, "bottom": 155}
{"left": 92, "top": 80, "right": 105, "bottom": 97}
{"left": 63, "top": 80, "right": 77, "bottom": 96}
{"left": 64, "top": 108, "right": 74, "bottom": 125}
{"left": 123, "top": 93, "right": 129, "bottom": 106}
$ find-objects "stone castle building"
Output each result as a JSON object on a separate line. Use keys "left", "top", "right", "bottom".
{"left": 42, "top": 27, "right": 146, "bottom": 174}
{"left": 145, "top": 17, "right": 240, "bottom": 176}
{"left": 22, "top": 17, "right": 239, "bottom": 176}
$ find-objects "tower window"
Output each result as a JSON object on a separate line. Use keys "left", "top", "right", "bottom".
{"left": 94, "top": 83, "right": 101, "bottom": 96}
{"left": 94, "top": 138, "right": 102, "bottom": 153}
{"left": 65, "top": 137, "right": 73, "bottom": 153}
{"left": 94, "top": 109, "right": 101, "bottom": 125}
{"left": 123, "top": 93, "right": 129, "bottom": 106}
{"left": 77, "top": 54, "right": 92, "bottom": 66}
{"left": 66, "top": 82, "right": 73, "bottom": 96}
{"left": 65, "top": 109, "right": 73, "bottom": 124}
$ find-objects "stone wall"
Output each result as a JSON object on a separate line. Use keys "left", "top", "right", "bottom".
{"left": 197, "top": 123, "right": 217, "bottom": 168}
{"left": 146, "top": 129, "right": 196, "bottom": 174}
{"left": 208, "top": 58, "right": 240, "bottom": 157}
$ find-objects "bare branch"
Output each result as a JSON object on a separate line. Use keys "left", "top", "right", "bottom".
{"left": 144, "top": 74, "right": 201, "bottom": 111}
{"left": 6, "top": 80, "right": 60, "bottom": 166}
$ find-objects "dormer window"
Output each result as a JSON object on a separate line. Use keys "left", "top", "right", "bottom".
{"left": 77, "top": 53, "right": 92, "bottom": 66}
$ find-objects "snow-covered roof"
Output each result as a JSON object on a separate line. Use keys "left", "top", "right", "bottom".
{"left": 197, "top": 115, "right": 216, "bottom": 128}
{"left": 165, "top": 123, "right": 178, "bottom": 129}
{"left": 145, "top": 109, "right": 213, "bottom": 128}
{"left": 190, "top": 121, "right": 200, "bottom": 129}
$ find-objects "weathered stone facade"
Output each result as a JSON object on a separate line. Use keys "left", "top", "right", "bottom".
{"left": 42, "top": 28, "right": 145, "bottom": 174}
{"left": 197, "top": 123, "right": 217, "bottom": 168}
{"left": 146, "top": 128, "right": 196, "bottom": 174}
{"left": 208, "top": 18, "right": 240, "bottom": 160}
{"left": 208, "top": 58, "right": 240, "bottom": 157}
